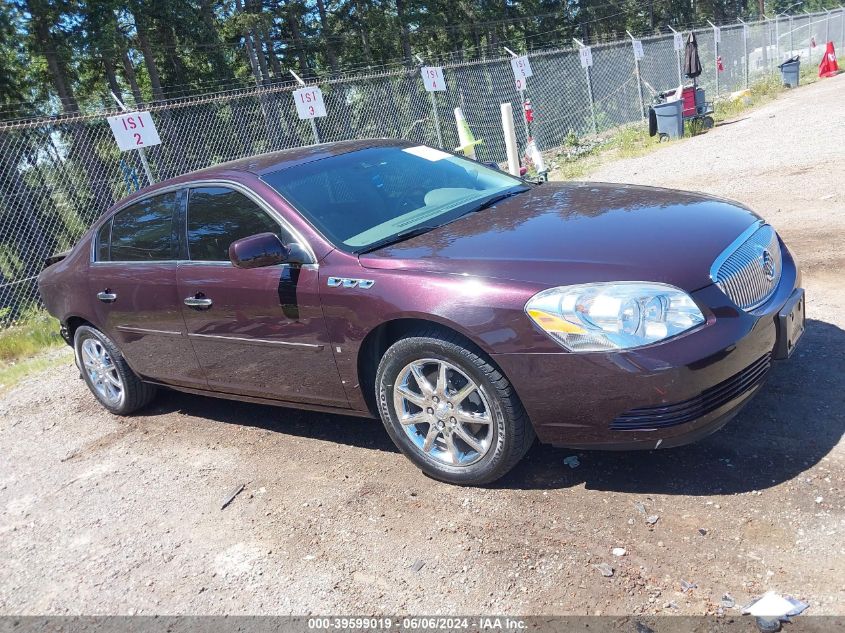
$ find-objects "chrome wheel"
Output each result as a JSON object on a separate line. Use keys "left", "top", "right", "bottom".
{"left": 393, "top": 358, "right": 494, "bottom": 466}
{"left": 80, "top": 337, "right": 125, "bottom": 407}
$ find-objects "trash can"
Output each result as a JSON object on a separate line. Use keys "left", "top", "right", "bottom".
{"left": 694, "top": 87, "right": 706, "bottom": 114}
{"left": 779, "top": 56, "right": 801, "bottom": 87}
{"left": 652, "top": 99, "right": 684, "bottom": 139}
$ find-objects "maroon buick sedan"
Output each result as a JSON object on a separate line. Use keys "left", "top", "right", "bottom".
{"left": 38, "top": 139, "right": 805, "bottom": 485}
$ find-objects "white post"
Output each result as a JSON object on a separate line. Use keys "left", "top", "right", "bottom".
{"left": 415, "top": 53, "right": 444, "bottom": 148}
{"left": 109, "top": 90, "right": 155, "bottom": 185}
{"left": 290, "top": 69, "right": 320, "bottom": 144}
{"left": 668, "top": 25, "right": 684, "bottom": 85}
{"left": 707, "top": 21, "right": 720, "bottom": 96}
{"left": 500, "top": 103, "right": 520, "bottom": 176}
{"left": 574, "top": 38, "right": 598, "bottom": 135}
{"left": 775, "top": 16, "right": 781, "bottom": 63}
{"left": 626, "top": 31, "right": 646, "bottom": 119}
{"left": 738, "top": 19, "right": 749, "bottom": 88}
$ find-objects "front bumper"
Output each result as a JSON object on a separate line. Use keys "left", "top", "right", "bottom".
{"left": 492, "top": 257, "right": 802, "bottom": 450}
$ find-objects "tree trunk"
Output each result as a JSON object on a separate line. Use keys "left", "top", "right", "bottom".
{"left": 132, "top": 11, "right": 165, "bottom": 102}
{"left": 121, "top": 50, "right": 145, "bottom": 107}
{"left": 355, "top": 0, "right": 374, "bottom": 65}
{"left": 285, "top": 8, "right": 310, "bottom": 77}
{"left": 261, "top": 26, "right": 283, "bottom": 78}
{"left": 396, "top": 0, "right": 413, "bottom": 65}
{"left": 103, "top": 54, "right": 123, "bottom": 103}
{"left": 315, "top": 0, "right": 340, "bottom": 74}
{"left": 28, "top": 2, "right": 78, "bottom": 112}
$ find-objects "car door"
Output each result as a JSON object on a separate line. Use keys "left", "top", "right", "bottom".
{"left": 177, "top": 184, "right": 348, "bottom": 407}
{"left": 87, "top": 189, "right": 205, "bottom": 388}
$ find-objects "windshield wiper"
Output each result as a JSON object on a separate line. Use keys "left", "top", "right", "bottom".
{"left": 355, "top": 225, "right": 441, "bottom": 254}
{"left": 456, "top": 187, "right": 530, "bottom": 218}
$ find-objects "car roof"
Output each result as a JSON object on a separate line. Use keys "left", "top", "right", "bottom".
{"left": 110, "top": 138, "right": 414, "bottom": 211}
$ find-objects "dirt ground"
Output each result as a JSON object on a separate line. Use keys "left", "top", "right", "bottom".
{"left": 1, "top": 75, "right": 843, "bottom": 617}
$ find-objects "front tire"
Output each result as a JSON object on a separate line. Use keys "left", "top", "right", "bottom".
{"left": 375, "top": 328, "right": 534, "bottom": 485}
{"left": 74, "top": 325, "right": 157, "bottom": 415}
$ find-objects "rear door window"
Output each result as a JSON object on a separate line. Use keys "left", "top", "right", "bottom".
{"left": 108, "top": 192, "right": 180, "bottom": 261}
{"left": 186, "top": 186, "right": 291, "bottom": 262}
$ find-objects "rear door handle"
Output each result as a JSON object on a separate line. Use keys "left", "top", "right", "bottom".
{"left": 97, "top": 290, "right": 117, "bottom": 303}
{"left": 184, "top": 293, "right": 213, "bottom": 310}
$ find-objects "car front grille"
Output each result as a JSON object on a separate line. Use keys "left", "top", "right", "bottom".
{"left": 711, "top": 222, "right": 782, "bottom": 311}
{"left": 610, "top": 354, "right": 771, "bottom": 431}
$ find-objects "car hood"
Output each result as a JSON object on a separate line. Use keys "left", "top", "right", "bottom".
{"left": 359, "top": 182, "right": 760, "bottom": 291}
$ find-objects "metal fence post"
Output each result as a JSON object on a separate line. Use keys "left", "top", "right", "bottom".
{"left": 707, "top": 21, "right": 720, "bottom": 96}
{"left": 789, "top": 16, "right": 794, "bottom": 55}
{"left": 824, "top": 9, "right": 831, "bottom": 46}
{"left": 415, "top": 54, "right": 444, "bottom": 148}
{"left": 668, "top": 25, "right": 684, "bottom": 84}
{"left": 504, "top": 47, "right": 531, "bottom": 142}
{"left": 109, "top": 91, "right": 155, "bottom": 185}
{"left": 626, "top": 31, "right": 646, "bottom": 119}
{"left": 574, "top": 39, "right": 598, "bottom": 135}
{"left": 738, "top": 19, "right": 750, "bottom": 88}
{"left": 804, "top": 10, "right": 813, "bottom": 63}
{"left": 290, "top": 69, "right": 321, "bottom": 144}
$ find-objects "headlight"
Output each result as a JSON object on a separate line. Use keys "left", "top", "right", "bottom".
{"left": 525, "top": 282, "right": 705, "bottom": 352}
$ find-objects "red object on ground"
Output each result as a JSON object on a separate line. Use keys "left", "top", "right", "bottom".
{"left": 819, "top": 41, "right": 840, "bottom": 78}
{"left": 717, "top": 56, "right": 724, "bottom": 72}
{"left": 681, "top": 86, "right": 697, "bottom": 117}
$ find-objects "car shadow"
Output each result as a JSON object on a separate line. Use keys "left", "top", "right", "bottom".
{"left": 144, "top": 318, "right": 843, "bottom": 495}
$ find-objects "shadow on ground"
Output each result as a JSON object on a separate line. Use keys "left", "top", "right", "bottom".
{"left": 146, "top": 318, "right": 844, "bottom": 496}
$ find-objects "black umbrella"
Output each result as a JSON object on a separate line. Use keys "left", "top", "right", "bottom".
{"left": 684, "top": 32, "right": 702, "bottom": 79}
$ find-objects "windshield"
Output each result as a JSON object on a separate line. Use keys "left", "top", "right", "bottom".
{"left": 261, "top": 145, "right": 525, "bottom": 252}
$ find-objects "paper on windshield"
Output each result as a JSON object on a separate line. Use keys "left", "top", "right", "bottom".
{"left": 402, "top": 146, "right": 452, "bottom": 161}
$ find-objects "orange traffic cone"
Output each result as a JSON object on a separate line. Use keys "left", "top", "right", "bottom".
{"left": 819, "top": 42, "right": 840, "bottom": 78}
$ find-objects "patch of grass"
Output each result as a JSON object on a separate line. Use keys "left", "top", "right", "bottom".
{"left": 548, "top": 67, "right": 821, "bottom": 182}
{"left": 0, "top": 308, "right": 64, "bottom": 364}
{"left": 714, "top": 64, "right": 820, "bottom": 122}
{"left": 0, "top": 347, "right": 73, "bottom": 395}
{"left": 546, "top": 123, "right": 659, "bottom": 180}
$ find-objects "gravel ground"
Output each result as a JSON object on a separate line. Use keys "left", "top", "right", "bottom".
{"left": 1, "top": 76, "right": 843, "bottom": 617}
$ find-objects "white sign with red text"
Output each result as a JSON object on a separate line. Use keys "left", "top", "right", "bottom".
{"left": 293, "top": 87, "right": 327, "bottom": 119}
{"left": 579, "top": 46, "right": 594, "bottom": 68}
{"left": 632, "top": 39, "right": 645, "bottom": 60}
{"left": 421, "top": 66, "right": 446, "bottom": 91}
{"left": 510, "top": 56, "right": 533, "bottom": 84}
{"left": 107, "top": 111, "right": 161, "bottom": 152}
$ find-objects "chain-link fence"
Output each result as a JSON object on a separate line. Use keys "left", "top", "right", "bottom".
{"left": 1, "top": 11, "right": 843, "bottom": 326}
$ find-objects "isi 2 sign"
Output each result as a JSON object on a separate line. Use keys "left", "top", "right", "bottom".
{"left": 107, "top": 111, "right": 161, "bottom": 151}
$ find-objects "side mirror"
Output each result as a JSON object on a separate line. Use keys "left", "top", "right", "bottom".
{"left": 228, "top": 233, "right": 308, "bottom": 269}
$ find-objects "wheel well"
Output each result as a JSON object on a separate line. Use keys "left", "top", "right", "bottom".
{"left": 356, "top": 318, "right": 491, "bottom": 416}
{"left": 64, "top": 316, "right": 91, "bottom": 344}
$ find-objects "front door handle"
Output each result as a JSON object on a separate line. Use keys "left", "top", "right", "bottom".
{"left": 184, "top": 293, "right": 213, "bottom": 310}
{"left": 97, "top": 290, "right": 117, "bottom": 303}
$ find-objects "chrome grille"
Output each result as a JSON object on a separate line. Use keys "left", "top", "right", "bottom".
{"left": 711, "top": 222, "right": 782, "bottom": 311}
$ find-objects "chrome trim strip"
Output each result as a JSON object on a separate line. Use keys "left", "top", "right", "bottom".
{"left": 188, "top": 332, "right": 322, "bottom": 350}
{"left": 116, "top": 325, "right": 183, "bottom": 336}
{"left": 709, "top": 220, "right": 763, "bottom": 283}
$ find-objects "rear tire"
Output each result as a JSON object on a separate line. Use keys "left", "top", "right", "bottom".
{"left": 74, "top": 325, "right": 157, "bottom": 415}
{"left": 375, "top": 328, "right": 534, "bottom": 485}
